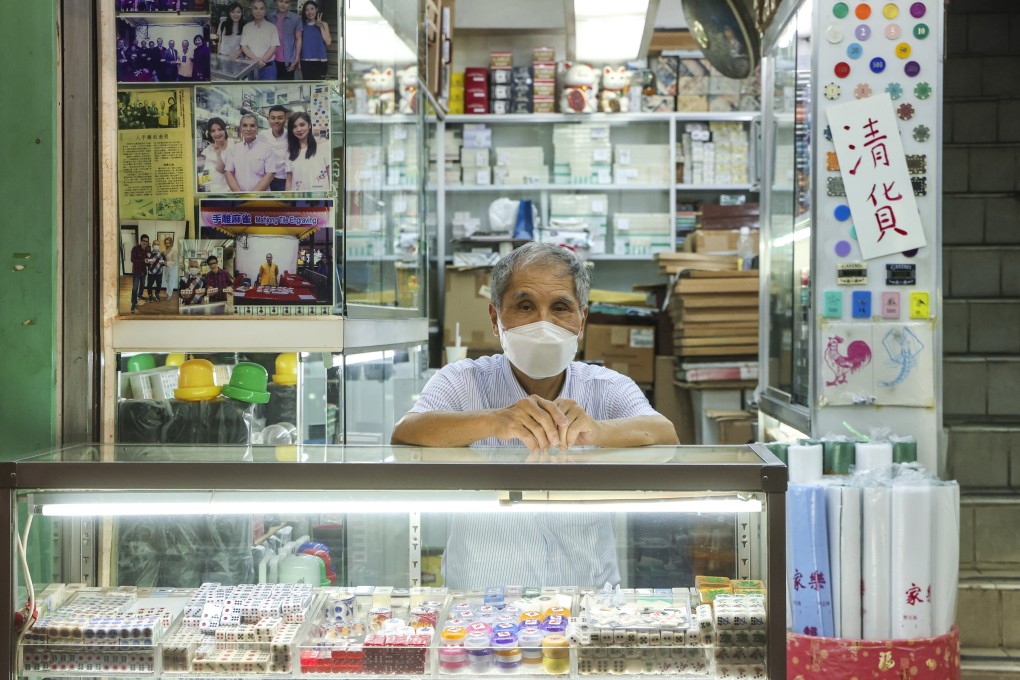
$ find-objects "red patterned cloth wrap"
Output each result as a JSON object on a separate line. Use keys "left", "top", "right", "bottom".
{"left": 787, "top": 626, "right": 960, "bottom": 680}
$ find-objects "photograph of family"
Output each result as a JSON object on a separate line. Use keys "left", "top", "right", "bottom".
{"left": 194, "top": 82, "right": 332, "bottom": 193}
{"left": 116, "top": 17, "right": 212, "bottom": 83}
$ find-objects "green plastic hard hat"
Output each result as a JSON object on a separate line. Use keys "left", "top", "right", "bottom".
{"left": 126, "top": 353, "right": 157, "bottom": 373}
{"left": 221, "top": 362, "right": 271, "bottom": 404}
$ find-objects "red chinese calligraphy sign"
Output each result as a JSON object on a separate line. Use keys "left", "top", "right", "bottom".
{"left": 827, "top": 94, "right": 926, "bottom": 260}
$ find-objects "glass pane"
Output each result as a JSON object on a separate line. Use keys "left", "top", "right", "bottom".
{"left": 343, "top": 343, "right": 430, "bottom": 444}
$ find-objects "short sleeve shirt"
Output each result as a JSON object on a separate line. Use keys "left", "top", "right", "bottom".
{"left": 408, "top": 353, "right": 659, "bottom": 587}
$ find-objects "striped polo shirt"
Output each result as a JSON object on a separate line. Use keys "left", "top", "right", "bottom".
{"left": 409, "top": 354, "right": 659, "bottom": 588}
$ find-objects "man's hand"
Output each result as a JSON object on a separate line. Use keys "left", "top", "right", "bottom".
{"left": 555, "top": 398, "right": 602, "bottom": 448}
{"left": 492, "top": 396, "right": 568, "bottom": 452}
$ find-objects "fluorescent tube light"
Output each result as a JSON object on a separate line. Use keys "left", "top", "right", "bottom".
{"left": 33, "top": 491, "right": 761, "bottom": 517}
{"left": 345, "top": 0, "right": 417, "bottom": 64}
{"left": 573, "top": 0, "right": 650, "bottom": 62}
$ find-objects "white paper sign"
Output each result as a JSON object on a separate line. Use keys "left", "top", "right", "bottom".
{"left": 826, "top": 94, "right": 926, "bottom": 260}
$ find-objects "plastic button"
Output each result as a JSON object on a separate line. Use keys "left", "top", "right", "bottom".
{"left": 885, "top": 23, "right": 902, "bottom": 39}
{"left": 855, "top": 3, "right": 872, "bottom": 19}
{"left": 895, "top": 42, "right": 912, "bottom": 58}
{"left": 910, "top": 2, "right": 926, "bottom": 18}
{"left": 904, "top": 60, "right": 921, "bottom": 77}
{"left": 847, "top": 42, "right": 864, "bottom": 58}
{"left": 870, "top": 56, "right": 887, "bottom": 73}
{"left": 834, "top": 205, "right": 852, "bottom": 222}
{"left": 882, "top": 3, "right": 899, "bottom": 18}
{"left": 835, "top": 61, "right": 852, "bottom": 78}
{"left": 913, "top": 23, "right": 930, "bottom": 39}
{"left": 827, "top": 26, "right": 844, "bottom": 43}
{"left": 855, "top": 24, "right": 872, "bottom": 40}
{"left": 834, "top": 2, "right": 850, "bottom": 18}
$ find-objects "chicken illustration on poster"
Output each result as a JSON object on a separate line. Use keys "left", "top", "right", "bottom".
{"left": 820, "top": 324, "right": 874, "bottom": 406}
{"left": 826, "top": 94, "right": 926, "bottom": 260}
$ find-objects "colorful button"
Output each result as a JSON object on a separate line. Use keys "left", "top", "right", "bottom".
{"left": 827, "top": 26, "right": 845, "bottom": 43}
{"left": 855, "top": 82, "right": 873, "bottom": 99}
{"left": 912, "top": 125, "right": 930, "bottom": 142}
{"left": 834, "top": 2, "right": 850, "bottom": 17}
{"left": 913, "top": 23, "right": 930, "bottom": 39}
{"left": 834, "top": 205, "right": 852, "bottom": 222}
{"left": 914, "top": 82, "right": 932, "bottom": 99}
{"left": 904, "top": 60, "right": 921, "bottom": 76}
{"left": 824, "top": 82, "right": 842, "bottom": 100}
{"left": 897, "top": 103, "right": 915, "bottom": 120}
{"left": 835, "top": 240, "right": 853, "bottom": 257}
{"left": 856, "top": 24, "right": 872, "bottom": 40}
{"left": 847, "top": 42, "right": 864, "bottom": 58}
{"left": 885, "top": 82, "right": 903, "bottom": 99}
{"left": 882, "top": 3, "right": 899, "bottom": 18}
{"left": 885, "top": 23, "right": 902, "bottom": 39}
{"left": 895, "top": 42, "right": 912, "bottom": 58}
{"left": 855, "top": 3, "right": 872, "bottom": 19}
{"left": 835, "top": 61, "right": 852, "bottom": 78}
{"left": 870, "top": 56, "right": 887, "bottom": 73}
{"left": 910, "top": 2, "right": 926, "bottom": 18}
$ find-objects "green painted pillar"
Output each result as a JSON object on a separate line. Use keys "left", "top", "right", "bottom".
{"left": 0, "top": 5, "right": 59, "bottom": 458}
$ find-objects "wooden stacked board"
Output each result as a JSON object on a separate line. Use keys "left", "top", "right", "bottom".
{"left": 667, "top": 270, "right": 760, "bottom": 357}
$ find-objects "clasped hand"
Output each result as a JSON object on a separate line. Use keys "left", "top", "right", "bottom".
{"left": 494, "top": 396, "right": 600, "bottom": 452}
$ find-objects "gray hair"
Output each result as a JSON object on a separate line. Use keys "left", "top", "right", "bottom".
{"left": 490, "top": 242, "right": 591, "bottom": 311}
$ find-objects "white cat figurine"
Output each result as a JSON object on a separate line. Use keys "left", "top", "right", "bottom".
{"left": 599, "top": 66, "right": 632, "bottom": 113}
{"left": 560, "top": 63, "right": 599, "bottom": 114}
{"left": 364, "top": 67, "right": 396, "bottom": 115}
{"left": 397, "top": 66, "right": 418, "bottom": 114}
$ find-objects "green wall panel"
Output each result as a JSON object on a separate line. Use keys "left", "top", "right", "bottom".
{"left": 0, "top": 7, "right": 59, "bottom": 458}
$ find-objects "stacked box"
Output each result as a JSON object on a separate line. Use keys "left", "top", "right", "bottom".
{"left": 385, "top": 124, "right": 419, "bottom": 187}
{"left": 553, "top": 124, "right": 612, "bottom": 185}
{"left": 493, "top": 146, "right": 548, "bottom": 185}
{"left": 613, "top": 213, "right": 673, "bottom": 256}
{"left": 449, "top": 71, "right": 465, "bottom": 114}
{"left": 464, "top": 67, "right": 489, "bottom": 114}
{"left": 346, "top": 146, "right": 385, "bottom": 189}
{"left": 550, "top": 193, "right": 608, "bottom": 253}
{"left": 489, "top": 54, "right": 513, "bottom": 114}
{"left": 460, "top": 124, "right": 492, "bottom": 185}
{"left": 509, "top": 66, "right": 534, "bottom": 114}
{"left": 533, "top": 60, "right": 557, "bottom": 113}
{"left": 708, "top": 122, "right": 750, "bottom": 185}
{"left": 642, "top": 55, "right": 678, "bottom": 112}
{"left": 613, "top": 144, "right": 671, "bottom": 185}
{"left": 442, "top": 127, "right": 462, "bottom": 185}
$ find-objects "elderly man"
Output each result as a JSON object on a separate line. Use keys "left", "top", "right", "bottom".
{"left": 240, "top": 0, "right": 281, "bottom": 81}
{"left": 257, "top": 252, "right": 279, "bottom": 286}
{"left": 224, "top": 114, "right": 275, "bottom": 192}
{"left": 391, "top": 242, "right": 678, "bottom": 587}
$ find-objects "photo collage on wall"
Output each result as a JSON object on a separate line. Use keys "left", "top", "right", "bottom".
{"left": 115, "top": 0, "right": 342, "bottom": 317}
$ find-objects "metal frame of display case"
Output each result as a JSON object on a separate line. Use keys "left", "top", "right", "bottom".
{"left": 0, "top": 443, "right": 787, "bottom": 680}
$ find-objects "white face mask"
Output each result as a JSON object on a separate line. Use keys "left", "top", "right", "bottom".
{"left": 499, "top": 320, "right": 579, "bottom": 379}
{"left": 189, "top": 268, "right": 200, "bottom": 276}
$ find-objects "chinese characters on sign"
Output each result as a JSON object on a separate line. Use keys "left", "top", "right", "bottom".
{"left": 827, "top": 94, "right": 926, "bottom": 260}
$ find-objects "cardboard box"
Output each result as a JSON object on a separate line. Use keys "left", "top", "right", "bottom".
{"left": 654, "top": 356, "right": 694, "bottom": 444}
{"left": 583, "top": 324, "right": 656, "bottom": 384}
{"left": 443, "top": 266, "right": 501, "bottom": 351}
{"left": 690, "top": 228, "right": 759, "bottom": 255}
{"left": 707, "top": 410, "right": 755, "bottom": 445}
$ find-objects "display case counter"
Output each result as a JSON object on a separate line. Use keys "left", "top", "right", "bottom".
{"left": 2, "top": 444, "right": 786, "bottom": 679}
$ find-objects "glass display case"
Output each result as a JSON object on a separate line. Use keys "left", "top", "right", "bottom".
{"left": 759, "top": 4, "right": 814, "bottom": 434}
{"left": 2, "top": 444, "right": 787, "bottom": 679}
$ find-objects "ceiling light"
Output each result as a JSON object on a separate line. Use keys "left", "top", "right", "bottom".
{"left": 573, "top": 0, "right": 650, "bottom": 62}
{"left": 345, "top": 0, "right": 417, "bottom": 64}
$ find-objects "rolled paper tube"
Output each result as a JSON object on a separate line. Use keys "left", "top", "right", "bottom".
{"left": 764, "top": 442, "right": 789, "bottom": 465}
{"left": 855, "top": 441, "right": 893, "bottom": 472}
{"left": 787, "top": 444, "right": 824, "bottom": 483}
{"left": 892, "top": 440, "right": 918, "bottom": 463}
{"left": 823, "top": 440, "right": 856, "bottom": 475}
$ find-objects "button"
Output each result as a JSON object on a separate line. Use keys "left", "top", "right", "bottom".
{"left": 834, "top": 205, "right": 852, "bottom": 222}
{"left": 885, "top": 81, "right": 903, "bottom": 99}
{"left": 835, "top": 61, "right": 852, "bottom": 78}
{"left": 827, "top": 26, "right": 845, "bottom": 43}
{"left": 852, "top": 291, "right": 873, "bottom": 319}
{"left": 834, "top": 1, "right": 850, "bottom": 17}
{"left": 870, "top": 56, "right": 887, "bottom": 73}
{"left": 895, "top": 42, "right": 912, "bottom": 58}
{"left": 913, "top": 23, "right": 930, "bottom": 39}
{"left": 910, "top": 2, "right": 926, "bottom": 18}
{"left": 823, "top": 291, "right": 844, "bottom": 318}
{"left": 885, "top": 23, "right": 902, "bottom": 39}
{"left": 855, "top": 82, "right": 873, "bottom": 99}
{"left": 897, "top": 103, "right": 915, "bottom": 120}
{"left": 824, "top": 82, "right": 842, "bottom": 100}
{"left": 881, "top": 292, "right": 901, "bottom": 319}
{"left": 914, "top": 82, "right": 932, "bottom": 99}
{"left": 856, "top": 3, "right": 872, "bottom": 19}
{"left": 912, "top": 125, "right": 930, "bottom": 142}
{"left": 835, "top": 240, "right": 853, "bottom": 257}
{"left": 847, "top": 42, "right": 864, "bottom": 58}
{"left": 882, "top": 3, "right": 899, "bottom": 18}
{"left": 856, "top": 24, "right": 872, "bottom": 40}
{"left": 904, "top": 60, "right": 921, "bottom": 76}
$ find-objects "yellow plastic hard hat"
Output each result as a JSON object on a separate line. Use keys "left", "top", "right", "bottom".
{"left": 273, "top": 353, "right": 299, "bottom": 385}
{"left": 174, "top": 359, "right": 222, "bottom": 401}
{"left": 165, "top": 353, "right": 186, "bottom": 367}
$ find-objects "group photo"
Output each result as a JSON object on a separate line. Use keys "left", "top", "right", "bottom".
{"left": 116, "top": 18, "right": 212, "bottom": 83}
{"left": 194, "top": 83, "right": 332, "bottom": 193}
